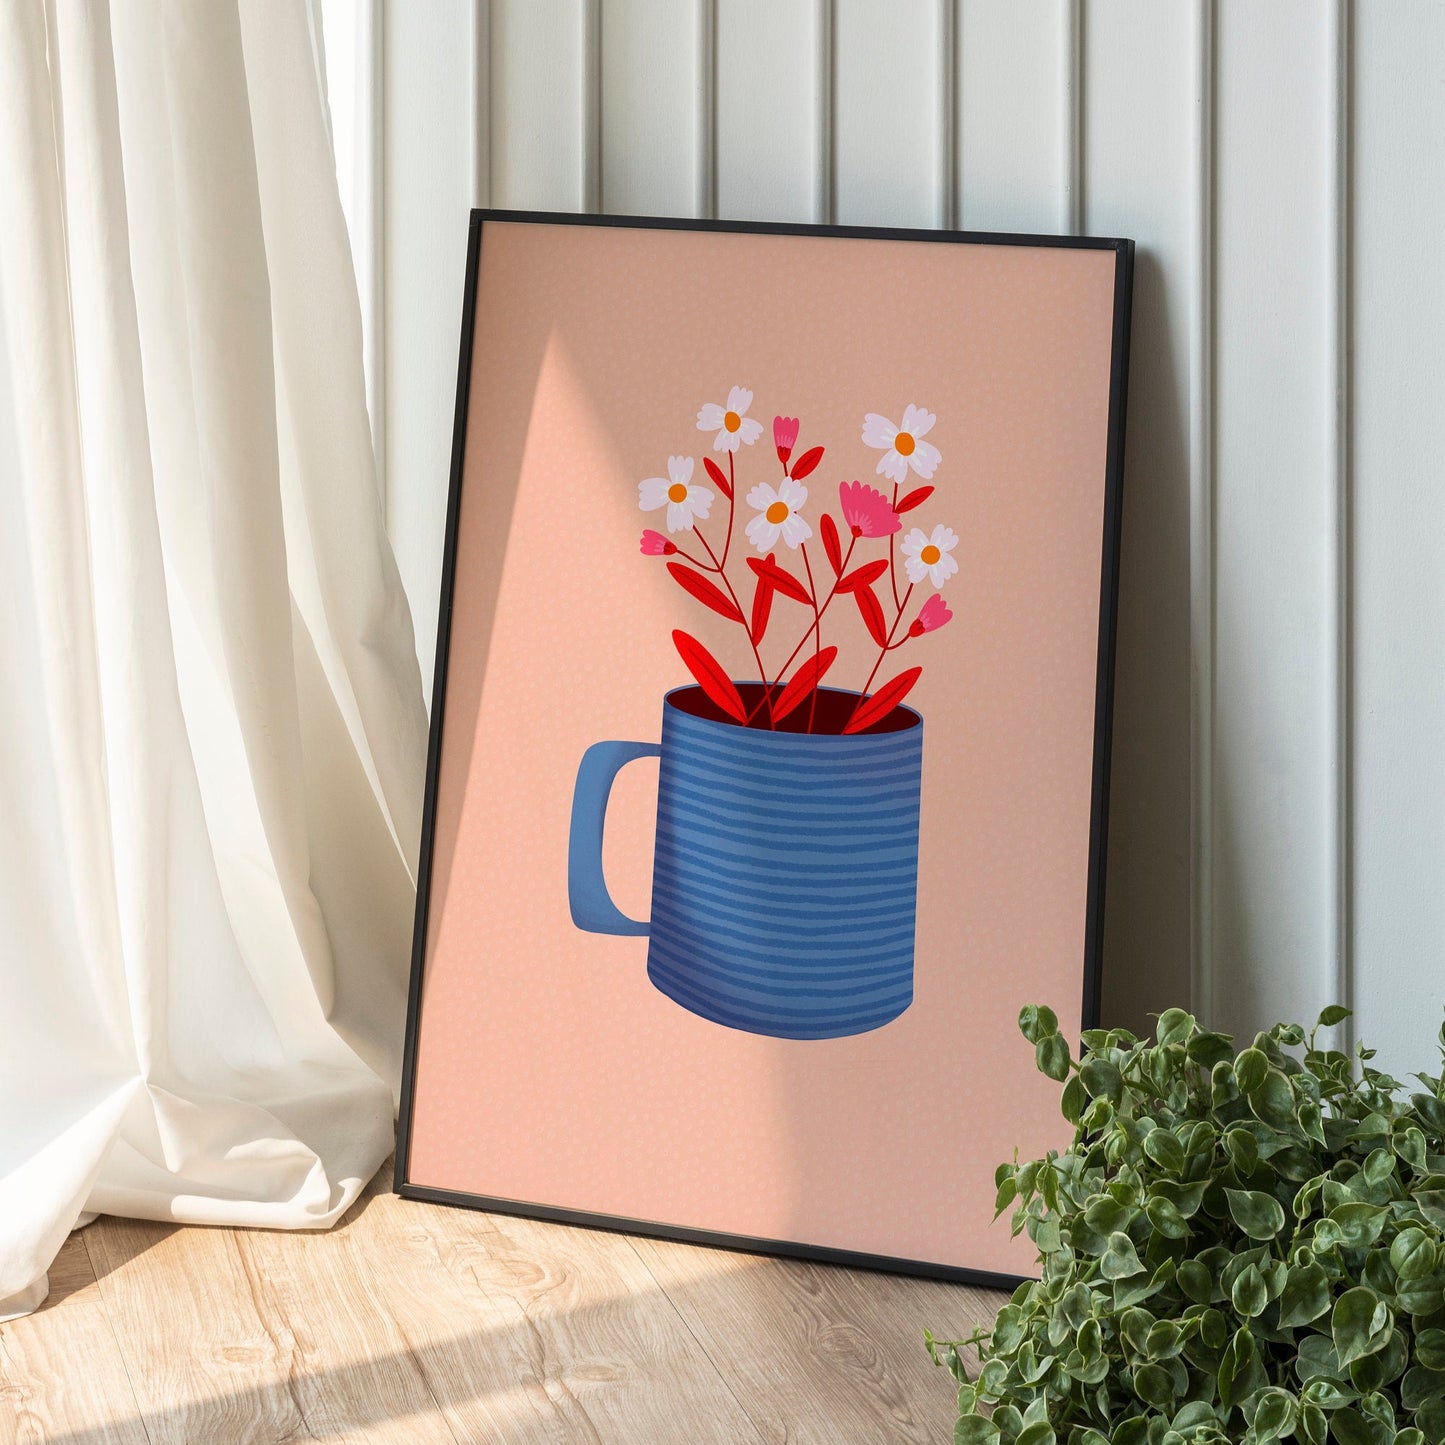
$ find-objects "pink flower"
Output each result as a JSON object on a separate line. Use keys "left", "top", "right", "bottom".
{"left": 640, "top": 529, "right": 677, "bottom": 556}
{"left": 909, "top": 594, "right": 953, "bottom": 637}
{"left": 838, "top": 480, "right": 901, "bottom": 538}
{"left": 773, "top": 416, "right": 799, "bottom": 465}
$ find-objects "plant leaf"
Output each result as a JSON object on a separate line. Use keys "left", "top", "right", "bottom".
{"left": 749, "top": 555, "right": 775, "bottom": 645}
{"left": 702, "top": 454, "right": 731, "bottom": 500}
{"left": 789, "top": 444, "right": 824, "bottom": 480}
{"left": 896, "top": 485, "right": 934, "bottom": 513}
{"left": 835, "top": 558, "right": 890, "bottom": 593}
{"left": 819, "top": 512, "right": 843, "bottom": 575}
{"left": 843, "top": 667, "right": 922, "bottom": 735}
{"left": 954, "top": 1420, "right": 1000, "bottom": 1445}
{"left": 671, "top": 630, "right": 747, "bottom": 723}
{"left": 746, "top": 555, "right": 812, "bottom": 605}
{"left": 1332, "top": 1287, "right": 1390, "bottom": 1369}
{"left": 1226, "top": 1188, "right": 1287, "bottom": 1241}
{"left": 1019, "top": 1005, "right": 1059, "bottom": 1043}
{"left": 1278, "top": 1262, "right": 1331, "bottom": 1328}
{"left": 1100, "top": 1232, "right": 1145, "bottom": 1281}
{"left": 1036, "top": 1034, "right": 1071, "bottom": 1082}
{"left": 667, "top": 562, "right": 744, "bottom": 623}
{"left": 854, "top": 584, "right": 889, "bottom": 647}
{"left": 772, "top": 647, "right": 838, "bottom": 723}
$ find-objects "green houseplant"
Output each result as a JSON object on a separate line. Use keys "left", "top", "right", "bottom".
{"left": 928, "top": 1006, "right": 1445, "bottom": 1445}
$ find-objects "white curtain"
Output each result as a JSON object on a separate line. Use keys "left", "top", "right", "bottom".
{"left": 0, "top": 0, "right": 428, "bottom": 1318}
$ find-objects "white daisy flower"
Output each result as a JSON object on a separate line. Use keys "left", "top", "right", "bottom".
{"left": 745, "top": 477, "right": 813, "bottom": 552}
{"left": 697, "top": 385, "right": 765, "bottom": 453}
{"left": 861, "top": 404, "right": 942, "bottom": 486}
{"left": 900, "top": 524, "right": 959, "bottom": 588}
{"left": 638, "top": 456, "right": 714, "bottom": 534}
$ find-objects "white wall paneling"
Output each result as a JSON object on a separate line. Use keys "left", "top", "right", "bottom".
{"left": 1212, "top": 1, "right": 1336, "bottom": 1043}
{"left": 371, "top": 0, "right": 1445, "bottom": 1072}
{"left": 833, "top": 0, "right": 947, "bottom": 227}
{"left": 381, "top": 0, "right": 474, "bottom": 687}
{"left": 1350, "top": 2, "right": 1445, "bottom": 1079}
{"left": 716, "top": 0, "right": 824, "bottom": 222}
{"left": 956, "top": 2, "right": 1071, "bottom": 235}
{"left": 1081, "top": 0, "right": 1198, "bottom": 1045}
{"left": 601, "top": 1, "right": 710, "bottom": 216}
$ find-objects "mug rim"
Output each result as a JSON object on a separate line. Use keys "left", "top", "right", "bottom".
{"left": 662, "top": 683, "right": 922, "bottom": 740}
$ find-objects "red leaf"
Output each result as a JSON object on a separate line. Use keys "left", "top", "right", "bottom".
{"left": 895, "top": 485, "right": 934, "bottom": 513}
{"left": 746, "top": 555, "right": 812, "bottom": 605}
{"left": 672, "top": 630, "right": 748, "bottom": 723}
{"left": 789, "top": 445, "right": 824, "bottom": 480}
{"left": 843, "top": 667, "right": 923, "bottom": 735}
{"left": 668, "top": 562, "right": 744, "bottom": 623}
{"left": 835, "top": 558, "right": 889, "bottom": 593}
{"left": 749, "top": 558, "right": 775, "bottom": 646}
{"left": 772, "top": 647, "right": 838, "bottom": 723}
{"left": 854, "top": 584, "right": 889, "bottom": 647}
{"left": 819, "top": 513, "right": 842, "bottom": 576}
{"left": 703, "top": 455, "right": 732, "bottom": 501}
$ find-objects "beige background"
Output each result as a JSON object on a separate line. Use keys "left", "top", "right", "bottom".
{"left": 406, "top": 220, "right": 1120, "bottom": 1274}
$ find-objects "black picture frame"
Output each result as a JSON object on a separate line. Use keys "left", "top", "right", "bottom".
{"left": 394, "top": 209, "right": 1134, "bottom": 1289}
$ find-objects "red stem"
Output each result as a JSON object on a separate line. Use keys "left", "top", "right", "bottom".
{"left": 845, "top": 582, "right": 915, "bottom": 729}
{"left": 672, "top": 544, "right": 718, "bottom": 572}
{"left": 887, "top": 481, "right": 902, "bottom": 611}
{"left": 801, "top": 544, "right": 821, "bottom": 734}
{"left": 695, "top": 527, "right": 774, "bottom": 729}
{"left": 742, "top": 534, "right": 857, "bottom": 725}
{"left": 720, "top": 452, "right": 736, "bottom": 569}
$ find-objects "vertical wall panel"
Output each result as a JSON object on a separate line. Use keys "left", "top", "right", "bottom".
{"left": 1081, "top": 0, "right": 1196, "bottom": 1034}
{"left": 383, "top": 0, "right": 475, "bottom": 689}
{"left": 490, "top": 0, "right": 591, "bottom": 211}
{"left": 716, "top": 0, "right": 822, "bottom": 222}
{"left": 1211, "top": 1, "right": 1335, "bottom": 1039}
{"left": 1351, "top": 3, "right": 1445, "bottom": 1077}
{"left": 601, "top": 0, "right": 707, "bottom": 215}
{"left": 956, "top": 0, "right": 1066, "bottom": 234}
{"left": 833, "top": 0, "right": 944, "bottom": 227}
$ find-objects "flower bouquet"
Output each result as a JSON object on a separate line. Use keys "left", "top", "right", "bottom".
{"left": 567, "top": 385, "right": 958, "bottom": 1038}
{"left": 638, "top": 387, "right": 957, "bottom": 736}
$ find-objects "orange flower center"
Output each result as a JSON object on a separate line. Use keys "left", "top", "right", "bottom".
{"left": 920, "top": 544, "right": 941, "bottom": 565}
{"left": 765, "top": 501, "right": 790, "bottom": 524}
{"left": 894, "top": 430, "right": 916, "bottom": 456}
{"left": 668, "top": 483, "right": 689, "bottom": 503}
{"left": 724, "top": 410, "right": 742, "bottom": 432}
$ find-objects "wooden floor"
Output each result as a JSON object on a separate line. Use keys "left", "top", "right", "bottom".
{"left": 0, "top": 1163, "right": 1003, "bottom": 1444}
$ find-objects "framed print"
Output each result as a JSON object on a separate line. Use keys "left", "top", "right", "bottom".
{"left": 396, "top": 210, "right": 1133, "bottom": 1285}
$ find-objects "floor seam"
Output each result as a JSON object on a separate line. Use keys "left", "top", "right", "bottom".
{"left": 620, "top": 1237, "right": 774, "bottom": 1445}
{"left": 81, "top": 1222, "right": 159, "bottom": 1445}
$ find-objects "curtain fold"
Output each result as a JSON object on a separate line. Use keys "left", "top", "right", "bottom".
{"left": 0, "top": 0, "right": 427, "bottom": 1319}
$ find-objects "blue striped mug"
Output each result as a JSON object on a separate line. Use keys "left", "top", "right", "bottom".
{"left": 567, "top": 684, "right": 922, "bottom": 1040}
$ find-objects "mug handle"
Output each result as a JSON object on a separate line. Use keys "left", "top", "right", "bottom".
{"left": 567, "top": 740, "right": 661, "bottom": 936}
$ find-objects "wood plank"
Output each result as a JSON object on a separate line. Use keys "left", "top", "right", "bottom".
{"left": 5, "top": 1173, "right": 996, "bottom": 1442}
{"left": 367, "top": 1191, "right": 766, "bottom": 1444}
{"left": 230, "top": 1179, "right": 454, "bottom": 1443}
{"left": 82, "top": 1217, "right": 309, "bottom": 1444}
{"left": 630, "top": 1233, "right": 1002, "bottom": 1444}
{"left": 0, "top": 1232, "right": 150, "bottom": 1445}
